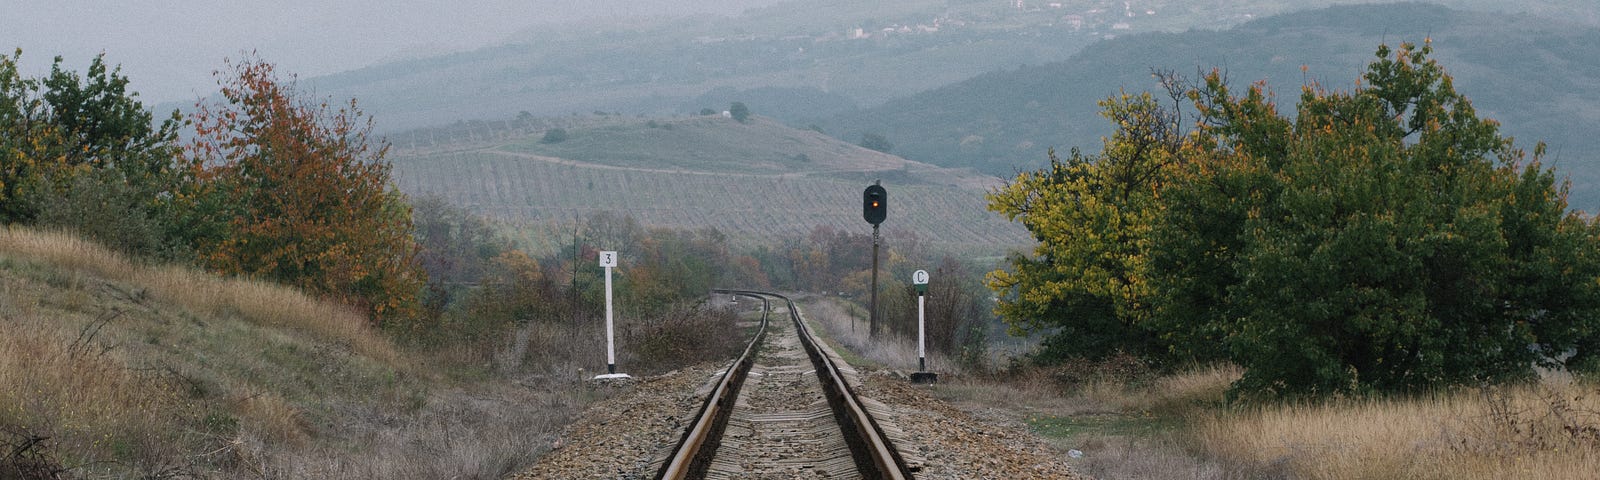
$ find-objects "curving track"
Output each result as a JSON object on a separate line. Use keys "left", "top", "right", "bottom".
{"left": 655, "top": 290, "right": 914, "bottom": 480}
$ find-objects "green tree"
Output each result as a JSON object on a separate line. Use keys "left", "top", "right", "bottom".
{"left": 0, "top": 50, "right": 187, "bottom": 257}
{"left": 729, "top": 101, "right": 750, "bottom": 122}
{"left": 1, "top": 49, "right": 71, "bottom": 223}
{"left": 1154, "top": 42, "right": 1600, "bottom": 396}
{"left": 411, "top": 194, "right": 512, "bottom": 317}
{"left": 0, "top": 51, "right": 184, "bottom": 232}
{"left": 540, "top": 127, "right": 568, "bottom": 144}
{"left": 990, "top": 43, "right": 1600, "bottom": 397}
{"left": 859, "top": 132, "right": 894, "bottom": 153}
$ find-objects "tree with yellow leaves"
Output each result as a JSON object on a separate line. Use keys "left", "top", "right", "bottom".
{"left": 987, "top": 87, "right": 1191, "bottom": 363}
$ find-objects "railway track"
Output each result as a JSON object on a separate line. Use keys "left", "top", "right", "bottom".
{"left": 655, "top": 290, "right": 914, "bottom": 480}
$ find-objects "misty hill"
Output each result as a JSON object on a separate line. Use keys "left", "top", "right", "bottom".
{"left": 303, "top": 0, "right": 1099, "bottom": 131}
{"left": 386, "top": 114, "right": 1028, "bottom": 255}
{"left": 300, "top": 0, "right": 1591, "bottom": 132}
{"left": 823, "top": 3, "right": 1600, "bottom": 209}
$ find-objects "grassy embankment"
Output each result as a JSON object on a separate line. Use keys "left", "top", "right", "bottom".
{"left": 0, "top": 226, "right": 606, "bottom": 478}
{"left": 799, "top": 296, "right": 1600, "bottom": 479}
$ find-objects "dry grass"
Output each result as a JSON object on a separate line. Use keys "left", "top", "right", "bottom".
{"left": 0, "top": 225, "right": 605, "bottom": 478}
{"left": 788, "top": 293, "right": 1600, "bottom": 479}
{"left": 934, "top": 350, "right": 1600, "bottom": 480}
{"left": 1191, "top": 374, "right": 1600, "bottom": 480}
{"left": 0, "top": 313, "right": 199, "bottom": 476}
{"left": 236, "top": 382, "right": 598, "bottom": 479}
{"left": 1128, "top": 364, "right": 1243, "bottom": 415}
{"left": 797, "top": 295, "right": 963, "bottom": 375}
{"left": 0, "top": 225, "right": 397, "bottom": 364}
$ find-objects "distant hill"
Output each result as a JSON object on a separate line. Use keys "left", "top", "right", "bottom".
{"left": 303, "top": 0, "right": 1101, "bottom": 131}
{"left": 294, "top": 1, "right": 1589, "bottom": 132}
{"left": 824, "top": 3, "right": 1600, "bottom": 210}
{"left": 387, "top": 114, "right": 1029, "bottom": 256}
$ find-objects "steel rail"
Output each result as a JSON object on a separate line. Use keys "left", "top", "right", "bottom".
{"left": 777, "top": 291, "right": 912, "bottom": 480}
{"left": 655, "top": 291, "right": 769, "bottom": 480}
{"left": 655, "top": 289, "right": 912, "bottom": 480}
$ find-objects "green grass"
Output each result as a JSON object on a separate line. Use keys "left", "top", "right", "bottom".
{"left": 504, "top": 116, "right": 848, "bottom": 174}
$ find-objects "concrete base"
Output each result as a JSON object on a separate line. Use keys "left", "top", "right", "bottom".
{"left": 592, "top": 373, "right": 633, "bottom": 380}
{"left": 910, "top": 372, "right": 938, "bottom": 385}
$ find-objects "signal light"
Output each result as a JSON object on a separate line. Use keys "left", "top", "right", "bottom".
{"left": 863, "top": 184, "right": 887, "bottom": 225}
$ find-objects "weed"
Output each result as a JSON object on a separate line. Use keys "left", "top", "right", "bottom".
{"left": 0, "top": 426, "right": 66, "bottom": 480}
{"left": 1459, "top": 380, "right": 1600, "bottom": 456}
{"left": 633, "top": 303, "right": 743, "bottom": 370}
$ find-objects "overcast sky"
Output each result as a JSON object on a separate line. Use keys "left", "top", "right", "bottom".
{"left": 2, "top": 0, "right": 773, "bottom": 105}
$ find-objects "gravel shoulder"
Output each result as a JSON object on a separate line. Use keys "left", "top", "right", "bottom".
{"left": 857, "top": 372, "right": 1090, "bottom": 480}
{"left": 511, "top": 312, "right": 1089, "bottom": 479}
{"left": 510, "top": 363, "right": 724, "bottom": 479}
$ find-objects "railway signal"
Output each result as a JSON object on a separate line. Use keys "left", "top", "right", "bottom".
{"left": 863, "top": 184, "right": 887, "bottom": 225}
{"left": 864, "top": 181, "right": 886, "bottom": 339}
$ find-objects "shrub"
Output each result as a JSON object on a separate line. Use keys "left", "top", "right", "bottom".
{"left": 540, "top": 128, "right": 569, "bottom": 143}
{"left": 32, "top": 169, "right": 175, "bottom": 260}
{"left": 632, "top": 302, "right": 744, "bottom": 369}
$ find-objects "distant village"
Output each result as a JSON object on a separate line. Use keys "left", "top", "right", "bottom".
{"left": 695, "top": 1, "right": 1258, "bottom": 46}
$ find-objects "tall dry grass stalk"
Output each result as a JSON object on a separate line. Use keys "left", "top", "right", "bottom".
{"left": 0, "top": 225, "right": 398, "bottom": 365}
{"left": 796, "top": 295, "right": 963, "bottom": 374}
{"left": 1190, "top": 375, "right": 1600, "bottom": 480}
{"left": 0, "top": 315, "right": 194, "bottom": 473}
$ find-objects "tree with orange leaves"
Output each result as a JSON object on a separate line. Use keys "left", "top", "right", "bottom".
{"left": 183, "top": 55, "right": 423, "bottom": 325}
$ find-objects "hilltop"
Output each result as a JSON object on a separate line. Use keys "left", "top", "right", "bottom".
{"left": 386, "top": 113, "right": 1030, "bottom": 255}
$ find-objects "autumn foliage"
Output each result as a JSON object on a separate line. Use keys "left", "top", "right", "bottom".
{"left": 183, "top": 56, "right": 423, "bottom": 324}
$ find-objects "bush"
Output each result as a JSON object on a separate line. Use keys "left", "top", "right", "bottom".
{"left": 540, "top": 128, "right": 569, "bottom": 143}
{"left": 859, "top": 132, "right": 893, "bottom": 153}
{"left": 632, "top": 302, "right": 744, "bottom": 369}
{"left": 31, "top": 169, "right": 178, "bottom": 260}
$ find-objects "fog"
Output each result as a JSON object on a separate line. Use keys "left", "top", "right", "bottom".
{"left": 1, "top": 0, "right": 777, "bottom": 104}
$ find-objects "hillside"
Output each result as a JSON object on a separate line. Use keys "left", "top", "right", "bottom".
{"left": 824, "top": 3, "right": 1600, "bottom": 210}
{"left": 387, "top": 114, "right": 1030, "bottom": 255}
{"left": 0, "top": 227, "right": 577, "bottom": 477}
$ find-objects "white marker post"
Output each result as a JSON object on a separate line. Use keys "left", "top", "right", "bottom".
{"left": 910, "top": 269, "right": 936, "bottom": 384}
{"left": 595, "top": 251, "right": 629, "bottom": 379}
